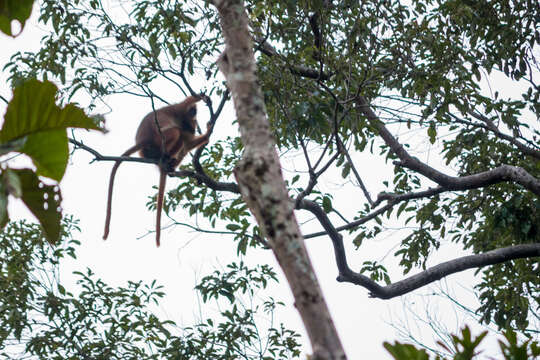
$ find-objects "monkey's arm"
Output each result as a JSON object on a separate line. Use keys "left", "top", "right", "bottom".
{"left": 171, "top": 125, "right": 212, "bottom": 168}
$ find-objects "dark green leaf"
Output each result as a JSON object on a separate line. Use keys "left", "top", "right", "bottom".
{"left": 14, "top": 169, "right": 62, "bottom": 244}
{"left": 0, "top": 79, "right": 101, "bottom": 181}
{"left": 0, "top": 188, "right": 8, "bottom": 229}
{"left": 20, "top": 129, "right": 69, "bottom": 181}
{"left": 341, "top": 163, "right": 351, "bottom": 178}
{"left": 0, "top": 79, "right": 101, "bottom": 143}
{"left": 226, "top": 223, "right": 241, "bottom": 231}
{"left": 427, "top": 122, "right": 436, "bottom": 144}
{"left": 0, "top": 0, "right": 35, "bottom": 36}
{"left": 3, "top": 168, "right": 22, "bottom": 197}
{"left": 322, "top": 196, "right": 332, "bottom": 213}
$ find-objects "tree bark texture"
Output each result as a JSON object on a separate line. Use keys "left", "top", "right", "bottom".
{"left": 212, "top": 1, "right": 347, "bottom": 359}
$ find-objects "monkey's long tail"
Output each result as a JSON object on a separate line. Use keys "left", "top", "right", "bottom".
{"left": 103, "top": 145, "right": 141, "bottom": 240}
{"left": 155, "top": 167, "right": 167, "bottom": 247}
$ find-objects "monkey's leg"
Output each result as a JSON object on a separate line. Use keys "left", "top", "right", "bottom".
{"left": 170, "top": 148, "right": 188, "bottom": 169}
{"left": 163, "top": 128, "right": 183, "bottom": 155}
{"left": 161, "top": 128, "right": 183, "bottom": 171}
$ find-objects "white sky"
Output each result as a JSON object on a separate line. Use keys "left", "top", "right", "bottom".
{"left": 0, "top": 7, "right": 502, "bottom": 359}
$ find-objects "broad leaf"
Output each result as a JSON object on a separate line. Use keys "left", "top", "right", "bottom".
{"left": 0, "top": 79, "right": 100, "bottom": 142}
{"left": 14, "top": 169, "right": 62, "bottom": 244}
{"left": 0, "top": 79, "right": 101, "bottom": 180}
{"left": 0, "top": 137, "right": 26, "bottom": 156}
{"left": 0, "top": 184, "right": 7, "bottom": 229}
{"left": 0, "top": 0, "right": 35, "bottom": 36}
{"left": 20, "top": 129, "right": 69, "bottom": 181}
{"left": 3, "top": 168, "right": 22, "bottom": 198}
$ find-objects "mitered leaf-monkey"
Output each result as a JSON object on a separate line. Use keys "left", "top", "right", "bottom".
{"left": 103, "top": 95, "right": 211, "bottom": 246}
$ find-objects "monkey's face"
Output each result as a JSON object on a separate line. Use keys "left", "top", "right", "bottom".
{"left": 179, "top": 105, "right": 198, "bottom": 134}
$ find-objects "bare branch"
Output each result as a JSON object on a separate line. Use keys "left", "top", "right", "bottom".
{"left": 303, "top": 200, "right": 394, "bottom": 239}
{"left": 468, "top": 110, "right": 540, "bottom": 159}
{"left": 305, "top": 186, "right": 454, "bottom": 239}
{"left": 69, "top": 138, "right": 157, "bottom": 165}
{"left": 70, "top": 136, "right": 240, "bottom": 195}
{"left": 191, "top": 90, "right": 229, "bottom": 184}
{"left": 344, "top": 244, "right": 540, "bottom": 299}
{"left": 169, "top": 169, "right": 240, "bottom": 194}
{"left": 336, "top": 135, "right": 374, "bottom": 205}
{"left": 294, "top": 148, "right": 340, "bottom": 208}
{"left": 299, "top": 198, "right": 540, "bottom": 299}
{"left": 299, "top": 199, "right": 352, "bottom": 273}
{"left": 372, "top": 187, "right": 446, "bottom": 208}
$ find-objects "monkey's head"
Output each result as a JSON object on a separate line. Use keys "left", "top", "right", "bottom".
{"left": 178, "top": 102, "right": 199, "bottom": 134}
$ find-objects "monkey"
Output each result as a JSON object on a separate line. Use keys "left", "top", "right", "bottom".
{"left": 103, "top": 95, "right": 211, "bottom": 247}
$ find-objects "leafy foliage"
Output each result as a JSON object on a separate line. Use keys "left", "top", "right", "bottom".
{"left": 3, "top": 0, "right": 538, "bottom": 350}
{"left": 385, "top": 326, "right": 540, "bottom": 360}
{"left": 13, "top": 169, "right": 62, "bottom": 242}
{"left": 0, "top": 0, "right": 35, "bottom": 36}
{"left": 0, "top": 79, "right": 100, "bottom": 181}
{"left": 0, "top": 218, "right": 301, "bottom": 359}
{"left": 0, "top": 79, "right": 100, "bottom": 243}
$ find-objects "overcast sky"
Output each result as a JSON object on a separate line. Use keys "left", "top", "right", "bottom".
{"left": 0, "top": 7, "right": 500, "bottom": 359}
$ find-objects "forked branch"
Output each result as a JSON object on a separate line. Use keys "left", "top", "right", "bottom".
{"left": 355, "top": 96, "right": 540, "bottom": 196}
{"left": 299, "top": 199, "right": 540, "bottom": 299}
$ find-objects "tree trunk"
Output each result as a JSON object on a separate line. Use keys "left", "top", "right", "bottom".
{"left": 212, "top": 1, "right": 347, "bottom": 359}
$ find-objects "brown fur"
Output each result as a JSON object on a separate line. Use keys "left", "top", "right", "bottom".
{"left": 103, "top": 95, "right": 211, "bottom": 246}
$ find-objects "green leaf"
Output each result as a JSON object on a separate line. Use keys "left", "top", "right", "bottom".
{"left": 427, "top": 121, "right": 436, "bottom": 144}
{"left": 0, "top": 187, "right": 8, "bottom": 229}
{"left": 383, "top": 341, "right": 430, "bottom": 360}
{"left": 322, "top": 196, "right": 332, "bottom": 213}
{"left": 226, "top": 223, "right": 241, "bottom": 231}
{"left": 219, "top": 290, "right": 235, "bottom": 303}
{"left": 0, "top": 79, "right": 101, "bottom": 141}
{"left": 0, "top": 79, "right": 101, "bottom": 181}
{"left": 3, "top": 168, "right": 22, "bottom": 197}
{"left": 20, "top": 129, "right": 69, "bottom": 181}
{"left": 397, "top": 202, "right": 408, "bottom": 217}
{"left": 0, "top": 137, "right": 26, "bottom": 156}
{"left": 341, "top": 163, "right": 351, "bottom": 178}
{"left": 353, "top": 233, "right": 364, "bottom": 247}
{"left": 0, "top": 0, "right": 35, "bottom": 36}
{"left": 14, "top": 169, "right": 62, "bottom": 244}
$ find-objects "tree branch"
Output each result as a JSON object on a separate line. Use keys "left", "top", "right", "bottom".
{"left": 254, "top": 37, "right": 331, "bottom": 81}
{"left": 169, "top": 169, "right": 240, "bottom": 194}
{"left": 303, "top": 200, "right": 394, "bottom": 239}
{"left": 343, "top": 244, "right": 540, "bottom": 299}
{"left": 355, "top": 96, "right": 540, "bottom": 196}
{"left": 298, "top": 199, "right": 352, "bottom": 274}
{"left": 69, "top": 137, "right": 240, "bottom": 194}
{"left": 212, "top": 1, "right": 346, "bottom": 358}
{"left": 299, "top": 198, "right": 540, "bottom": 299}
{"left": 467, "top": 110, "right": 540, "bottom": 160}
{"left": 336, "top": 134, "right": 374, "bottom": 205}
{"left": 69, "top": 138, "right": 157, "bottom": 165}
{"left": 192, "top": 89, "right": 229, "bottom": 173}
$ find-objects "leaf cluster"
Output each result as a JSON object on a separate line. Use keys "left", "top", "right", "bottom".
{"left": 0, "top": 79, "right": 100, "bottom": 243}
{"left": 385, "top": 326, "right": 540, "bottom": 360}
{"left": 0, "top": 218, "right": 301, "bottom": 359}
